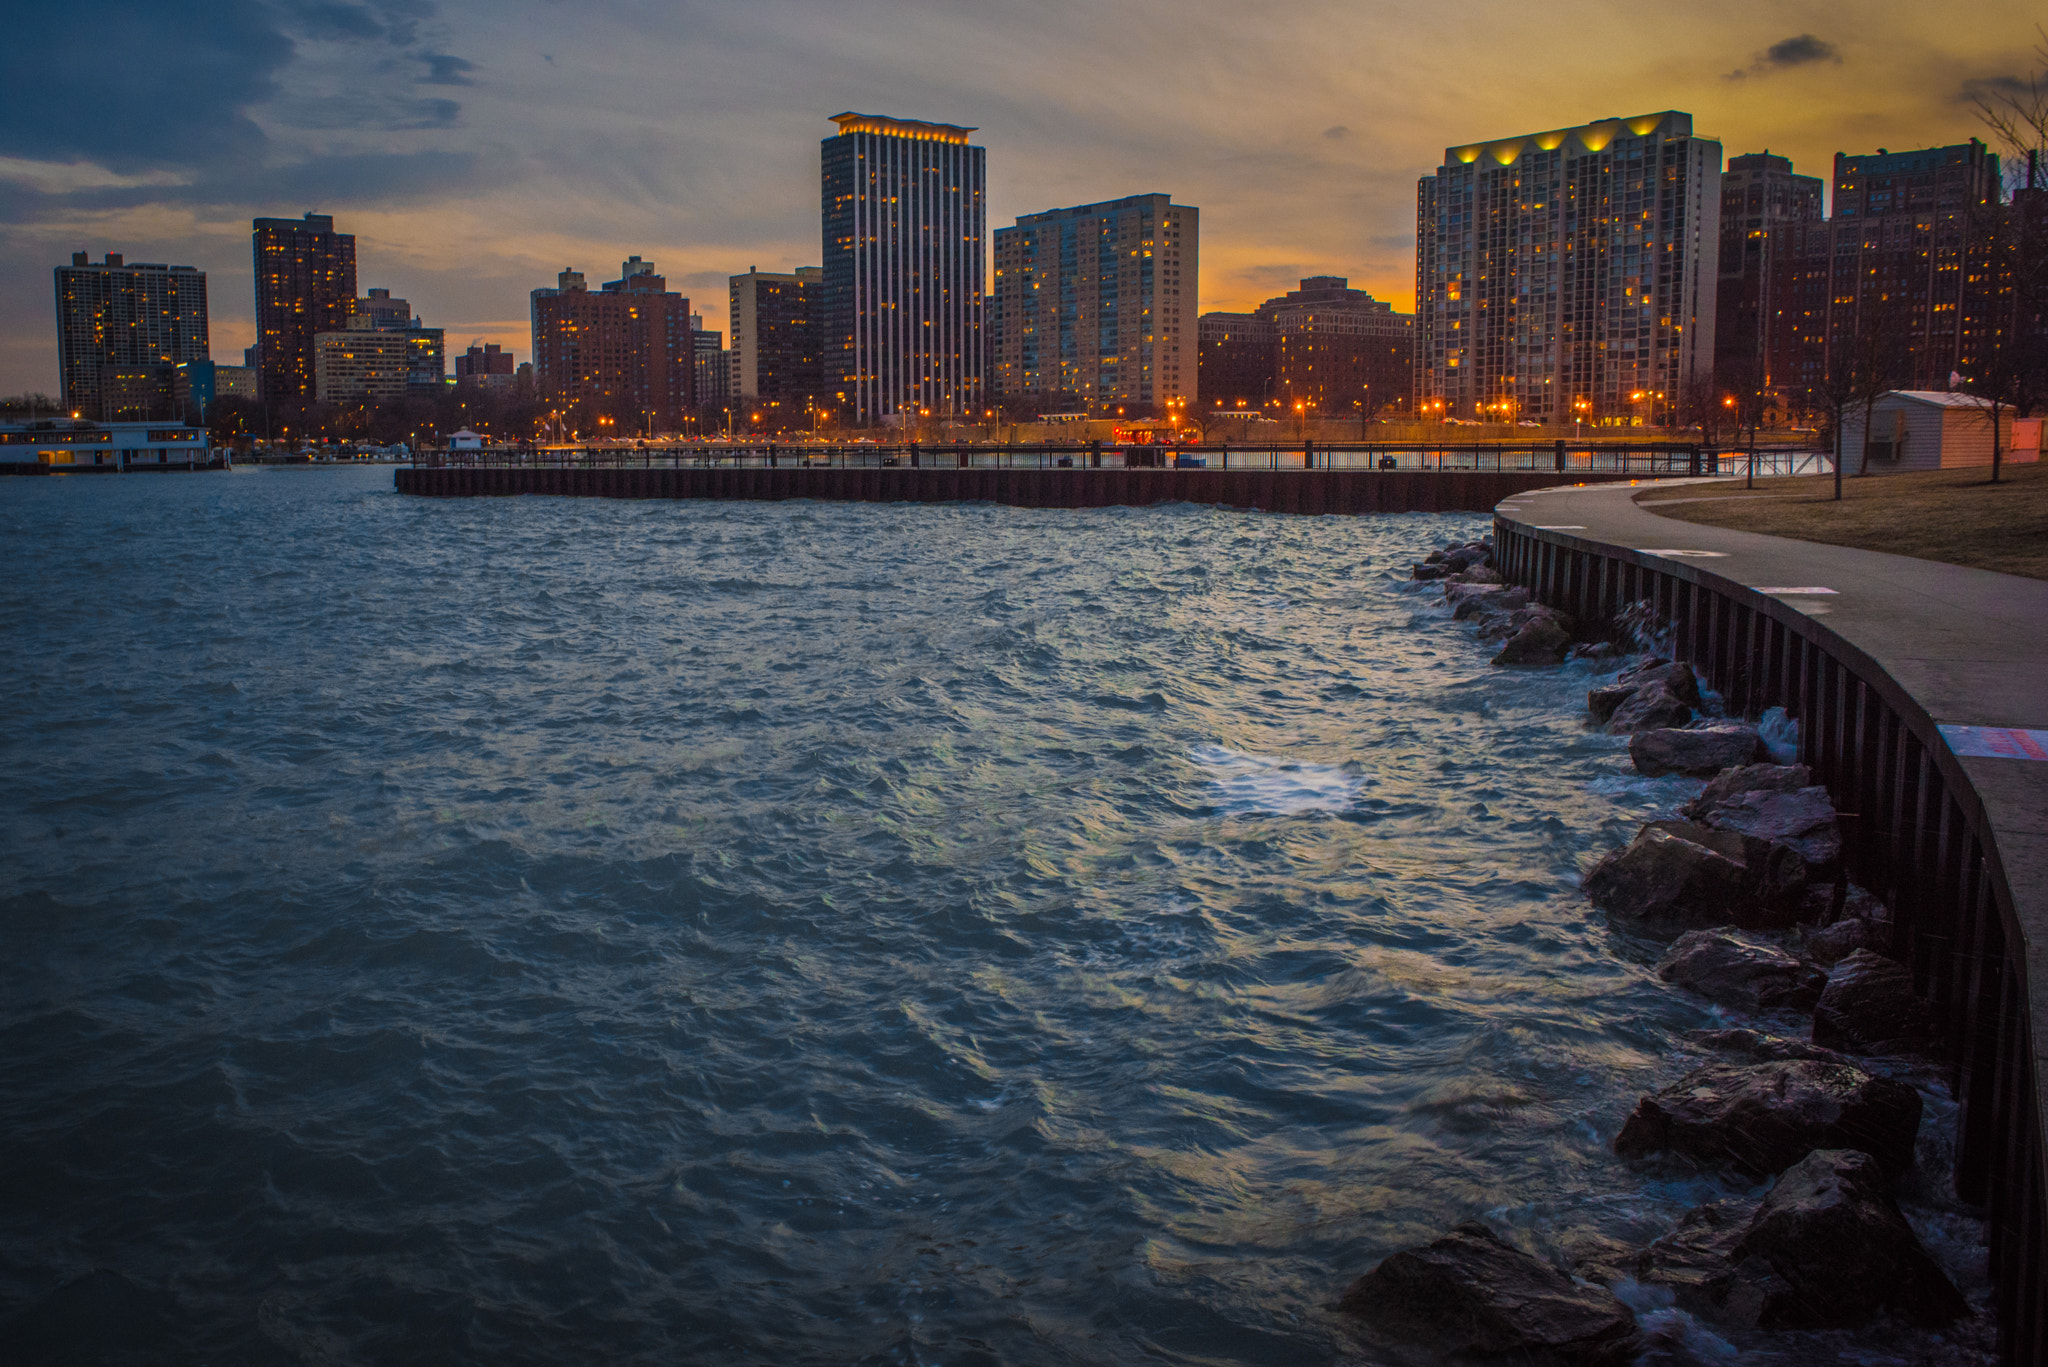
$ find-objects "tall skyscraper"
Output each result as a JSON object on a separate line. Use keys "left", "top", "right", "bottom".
{"left": 730, "top": 267, "right": 823, "bottom": 417}
{"left": 1416, "top": 111, "right": 1723, "bottom": 427}
{"left": 54, "top": 252, "right": 209, "bottom": 419}
{"left": 253, "top": 212, "right": 357, "bottom": 404}
{"left": 821, "top": 112, "right": 986, "bottom": 425}
{"left": 1712, "top": 153, "right": 1822, "bottom": 387}
{"left": 530, "top": 259, "right": 695, "bottom": 435}
{"left": 991, "top": 193, "right": 1198, "bottom": 416}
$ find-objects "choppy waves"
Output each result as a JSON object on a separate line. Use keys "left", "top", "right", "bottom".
{"left": 0, "top": 469, "right": 1941, "bottom": 1365}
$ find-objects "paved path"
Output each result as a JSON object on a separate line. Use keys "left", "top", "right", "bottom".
{"left": 1494, "top": 475, "right": 2047, "bottom": 1150}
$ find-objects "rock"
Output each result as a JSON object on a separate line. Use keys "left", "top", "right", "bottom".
{"left": 1587, "top": 684, "right": 1637, "bottom": 726}
{"left": 1613, "top": 1057, "right": 1922, "bottom": 1177}
{"left": 1615, "top": 658, "right": 1703, "bottom": 708}
{"left": 1657, "top": 930, "right": 1827, "bottom": 1013}
{"left": 1444, "top": 545, "right": 1490, "bottom": 570}
{"left": 1337, "top": 1221, "right": 1640, "bottom": 1366}
{"left": 1571, "top": 641, "right": 1620, "bottom": 662}
{"left": 1812, "top": 949, "right": 1944, "bottom": 1057}
{"left": 1448, "top": 584, "right": 1510, "bottom": 617}
{"left": 1606, "top": 682, "right": 1693, "bottom": 733}
{"left": 1412, "top": 562, "right": 1452, "bottom": 581}
{"left": 1583, "top": 821, "right": 1805, "bottom": 931}
{"left": 1425, "top": 550, "right": 1449, "bottom": 565}
{"left": 1680, "top": 763, "right": 1812, "bottom": 820}
{"left": 1629, "top": 724, "right": 1761, "bottom": 777}
{"left": 1802, "top": 916, "right": 1880, "bottom": 967}
{"left": 1731, "top": 1149, "right": 1968, "bottom": 1328}
{"left": 1492, "top": 616, "right": 1571, "bottom": 666}
{"left": 1624, "top": 1200, "right": 1788, "bottom": 1328}
{"left": 1691, "top": 786, "right": 1843, "bottom": 867}
{"left": 1685, "top": 1028, "right": 1854, "bottom": 1066}
{"left": 1449, "top": 565, "right": 1504, "bottom": 585}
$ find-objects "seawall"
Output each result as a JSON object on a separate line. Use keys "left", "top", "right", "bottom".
{"left": 394, "top": 464, "right": 1645, "bottom": 513}
{"left": 1492, "top": 482, "right": 2047, "bottom": 1365}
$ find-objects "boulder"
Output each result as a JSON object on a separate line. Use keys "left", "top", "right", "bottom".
{"left": 1587, "top": 684, "right": 1637, "bottom": 726}
{"left": 1412, "top": 562, "right": 1452, "bottom": 581}
{"left": 1615, "top": 658, "right": 1703, "bottom": 707}
{"left": 1444, "top": 545, "right": 1490, "bottom": 571}
{"left": 1480, "top": 604, "right": 1570, "bottom": 644}
{"left": 1571, "top": 641, "right": 1621, "bottom": 662}
{"left": 1449, "top": 585, "right": 1513, "bottom": 618}
{"left": 1812, "top": 949, "right": 1944, "bottom": 1057}
{"left": 1731, "top": 1149, "right": 1968, "bottom": 1328}
{"left": 1625, "top": 1150, "right": 1966, "bottom": 1330}
{"left": 1623, "top": 1200, "right": 1788, "bottom": 1329}
{"left": 1629, "top": 724, "right": 1761, "bottom": 777}
{"left": 1657, "top": 930, "right": 1827, "bottom": 1013}
{"left": 1685, "top": 1028, "right": 1853, "bottom": 1067}
{"left": 1606, "top": 682, "right": 1693, "bottom": 733}
{"left": 1337, "top": 1221, "right": 1640, "bottom": 1366}
{"left": 1613, "top": 1057, "right": 1922, "bottom": 1177}
{"left": 1692, "top": 786, "right": 1843, "bottom": 867}
{"left": 1450, "top": 565, "right": 1505, "bottom": 585}
{"left": 1802, "top": 916, "right": 1880, "bottom": 968}
{"left": 1583, "top": 821, "right": 1805, "bottom": 931}
{"left": 1680, "top": 763, "right": 1812, "bottom": 820}
{"left": 1492, "top": 616, "right": 1571, "bottom": 667}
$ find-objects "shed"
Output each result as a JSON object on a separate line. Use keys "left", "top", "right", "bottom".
{"left": 445, "top": 427, "right": 484, "bottom": 450}
{"left": 1839, "top": 391, "right": 2038, "bottom": 472}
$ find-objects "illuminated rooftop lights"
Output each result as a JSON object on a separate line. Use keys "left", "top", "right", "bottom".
{"left": 830, "top": 112, "right": 976, "bottom": 144}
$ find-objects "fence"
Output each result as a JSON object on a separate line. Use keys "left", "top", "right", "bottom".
{"left": 413, "top": 440, "right": 1831, "bottom": 478}
{"left": 1494, "top": 522, "right": 2044, "bottom": 1365}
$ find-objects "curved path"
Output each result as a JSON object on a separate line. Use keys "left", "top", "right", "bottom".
{"left": 1492, "top": 476, "right": 2046, "bottom": 1358}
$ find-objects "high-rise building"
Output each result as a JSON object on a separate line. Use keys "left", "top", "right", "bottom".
{"left": 314, "top": 288, "right": 444, "bottom": 401}
{"left": 1267, "top": 276, "right": 1413, "bottom": 416}
{"left": 1738, "top": 140, "right": 2005, "bottom": 422}
{"left": 455, "top": 343, "right": 517, "bottom": 389}
{"left": 1197, "top": 279, "right": 1412, "bottom": 418}
{"left": 689, "top": 314, "right": 729, "bottom": 411}
{"left": 173, "top": 360, "right": 258, "bottom": 419}
{"left": 991, "top": 193, "right": 1198, "bottom": 416}
{"left": 54, "top": 252, "right": 209, "bottom": 419}
{"left": 730, "top": 267, "right": 823, "bottom": 419}
{"left": 1713, "top": 152, "right": 1823, "bottom": 388}
{"left": 822, "top": 112, "right": 986, "bottom": 424}
{"left": 1416, "top": 111, "right": 1724, "bottom": 427}
{"left": 253, "top": 213, "right": 357, "bottom": 404}
{"left": 1197, "top": 313, "right": 1275, "bottom": 412}
{"left": 530, "top": 259, "right": 695, "bottom": 435}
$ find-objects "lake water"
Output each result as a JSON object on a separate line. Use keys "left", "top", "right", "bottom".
{"left": 0, "top": 468, "right": 1985, "bottom": 1364}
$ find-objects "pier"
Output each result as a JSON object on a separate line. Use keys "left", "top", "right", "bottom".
{"left": 396, "top": 440, "right": 1828, "bottom": 513}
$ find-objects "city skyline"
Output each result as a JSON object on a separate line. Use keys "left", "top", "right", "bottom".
{"left": 2, "top": 0, "right": 2036, "bottom": 397}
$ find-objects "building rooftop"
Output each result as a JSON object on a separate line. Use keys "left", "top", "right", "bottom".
{"left": 830, "top": 112, "right": 976, "bottom": 144}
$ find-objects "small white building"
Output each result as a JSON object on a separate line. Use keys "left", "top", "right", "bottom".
{"left": 1839, "top": 391, "right": 2040, "bottom": 471}
{"left": 445, "top": 428, "right": 485, "bottom": 449}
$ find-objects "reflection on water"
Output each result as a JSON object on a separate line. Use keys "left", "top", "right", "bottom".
{"left": 0, "top": 469, "right": 1982, "bottom": 1365}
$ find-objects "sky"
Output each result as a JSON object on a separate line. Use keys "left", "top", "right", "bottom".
{"left": 2, "top": 0, "right": 2040, "bottom": 396}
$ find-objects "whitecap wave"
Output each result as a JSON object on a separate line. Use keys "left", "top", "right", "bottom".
{"left": 1190, "top": 743, "right": 1361, "bottom": 814}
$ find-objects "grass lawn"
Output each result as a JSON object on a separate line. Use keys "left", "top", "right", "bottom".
{"left": 1635, "top": 459, "right": 2048, "bottom": 581}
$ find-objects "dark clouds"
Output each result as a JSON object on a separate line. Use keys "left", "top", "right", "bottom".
{"left": 1727, "top": 33, "right": 1843, "bottom": 80}
{"left": 420, "top": 52, "right": 476, "bottom": 85}
{"left": 0, "top": 1, "right": 293, "bottom": 173}
{"left": 0, "top": 0, "right": 479, "bottom": 208}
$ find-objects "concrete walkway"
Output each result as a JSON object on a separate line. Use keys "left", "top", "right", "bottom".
{"left": 1494, "top": 473, "right": 2047, "bottom": 1177}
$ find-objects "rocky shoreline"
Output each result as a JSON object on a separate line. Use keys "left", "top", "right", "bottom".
{"left": 1332, "top": 536, "right": 1995, "bottom": 1364}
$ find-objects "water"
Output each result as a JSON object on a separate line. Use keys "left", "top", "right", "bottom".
{"left": 0, "top": 469, "right": 1986, "bottom": 1364}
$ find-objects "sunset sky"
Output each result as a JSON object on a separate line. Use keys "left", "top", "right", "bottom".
{"left": 3, "top": 0, "right": 2040, "bottom": 396}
